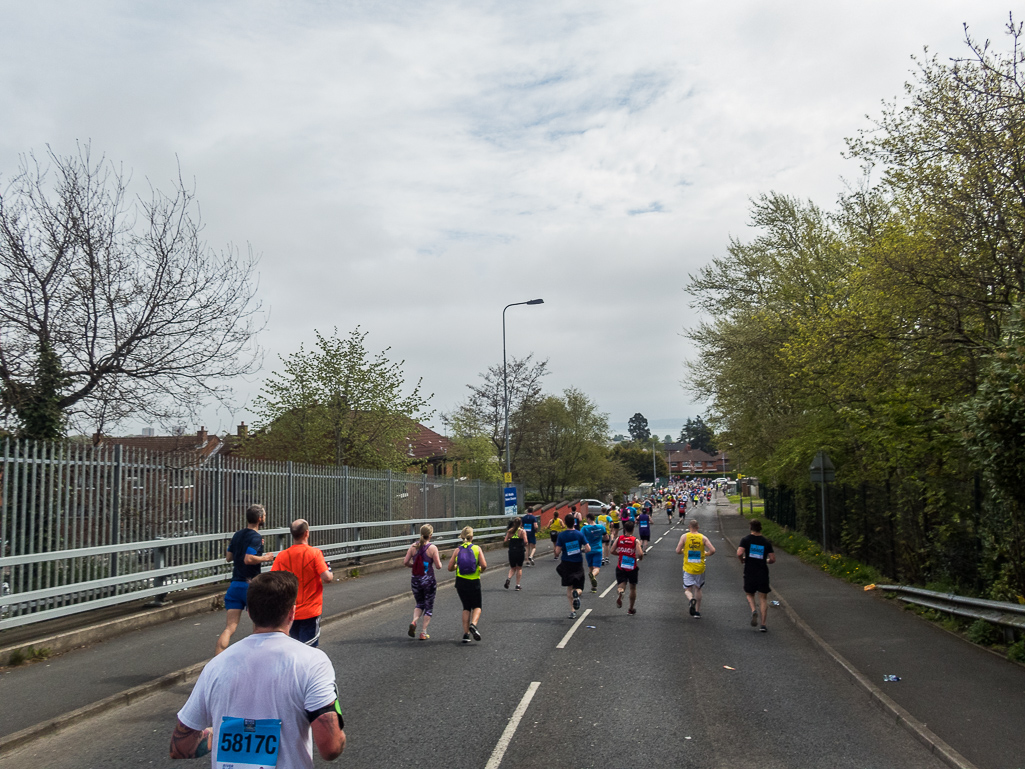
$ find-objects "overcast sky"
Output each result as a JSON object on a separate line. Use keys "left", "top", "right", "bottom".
{"left": 0, "top": 2, "right": 1015, "bottom": 437}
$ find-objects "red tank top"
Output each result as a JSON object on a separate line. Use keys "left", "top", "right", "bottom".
{"left": 614, "top": 535, "right": 638, "bottom": 570}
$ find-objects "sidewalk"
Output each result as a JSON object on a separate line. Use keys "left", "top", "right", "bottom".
{"left": 717, "top": 504, "right": 1025, "bottom": 769}
{"left": 0, "top": 540, "right": 551, "bottom": 750}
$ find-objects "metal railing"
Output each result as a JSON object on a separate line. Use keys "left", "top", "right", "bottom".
{"left": 0, "top": 438, "right": 520, "bottom": 632}
{"left": 877, "top": 584, "right": 1025, "bottom": 644}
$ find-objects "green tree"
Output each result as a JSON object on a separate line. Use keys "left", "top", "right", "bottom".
{"left": 442, "top": 409, "right": 502, "bottom": 482}
{"left": 679, "top": 416, "right": 717, "bottom": 454}
{"left": 518, "top": 388, "right": 609, "bottom": 500}
{"left": 628, "top": 412, "right": 650, "bottom": 441}
{"left": 247, "top": 327, "right": 432, "bottom": 469}
{"left": 610, "top": 441, "right": 668, "bottom": 482}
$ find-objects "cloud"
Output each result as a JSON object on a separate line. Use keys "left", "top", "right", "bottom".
{"left": 0, "top": 0, "right": 1013, "bottom": 435}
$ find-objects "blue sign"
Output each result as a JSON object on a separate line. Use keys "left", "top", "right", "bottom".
{"left": 504, "top": 487, "right": 518, "bottom": 516}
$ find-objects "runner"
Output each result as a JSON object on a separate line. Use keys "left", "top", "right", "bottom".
{"left": 448, "top": 526, "right": 487, "bottom": 643}
{"left": 737, "top": 519, "right": 775, "bottom": 632}
{"left": 215, "top": 504, "right": 275, "bottom": 655}
{"left": 549, "top": 513, "right": 567, "bottom": 561}
{"left": 675, "top": 518, "right": 716, "bottom": 618}
{"left": 636, "top": 507, "right": 652, "bottom": 549}
{"left": 581, "top": 512, "right": 606, "bottom": 593}
{"left": 271, "top": 518, "right": 334, "bottom": 647}
{"left": 504, "top": 516, "right": 526, "bottom": 590}
{"left": 665, "top": 496, "right": 674, "bottom": 524}
{"left": 402, "top": 524, "right": 442, "bottom": 640}
{"left": 171, "top": 572, "right": 346, "bottom": 766}
{"left": 611, "top": 520, "right": 645, "bottom": 615}
{"left": 555, "top": 514, "right": 590, "bottom": 619}
{"left": 521, "top": 506, "right": 539, "bottom": 565}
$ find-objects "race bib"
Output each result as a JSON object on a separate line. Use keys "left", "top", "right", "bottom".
{"left": 564, "top": 540, "right": 581, "bottom": 556}
{"left": 687, "top": 549, "right": 702, "bottom": 563}
{"left": 523, "top": 523, "right": 532, "bottom": 532}
{"left": 217, "top": 717, "right": 281, "bottom": 768}
{"left": 620, "top": 556, "right": 636, "bottom": 570}
{"left": 749, "top": 544, "right": 765, "bottom": 560}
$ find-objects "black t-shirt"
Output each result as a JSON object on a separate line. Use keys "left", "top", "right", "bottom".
{"left": 229, "top": 527, "right": 264, "bottom": 582}
{"left": 739, "top": 534, "right": 773, "bottom": 578}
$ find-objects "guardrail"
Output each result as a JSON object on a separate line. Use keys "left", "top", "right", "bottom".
{"left": 876, "top": 584, "right": 1025, "bottom": 644}
{"left": 0, "top": 515, "right": 514, "bottom": 631}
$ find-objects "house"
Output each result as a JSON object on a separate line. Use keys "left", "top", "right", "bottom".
{"left": 665, "top": 443, "right": 730, "bottom": 477}
{"left": 401, "top": 423, "right": 455, "bottom": 476}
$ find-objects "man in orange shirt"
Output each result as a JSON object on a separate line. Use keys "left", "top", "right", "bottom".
{"left": 271, "top": 519, "right": 334, "bottom": 647}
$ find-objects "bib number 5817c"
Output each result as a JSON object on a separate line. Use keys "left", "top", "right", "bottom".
{"left": 216, "top": 717, "right": 281, "bottom": 768}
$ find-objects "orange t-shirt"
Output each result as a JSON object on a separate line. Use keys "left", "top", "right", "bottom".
{"left": 271, "top": 543, "right": 328, "bottom": 620}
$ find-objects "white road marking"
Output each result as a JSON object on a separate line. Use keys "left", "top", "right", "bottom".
{"left": 655, "top": 537, "right": 664, "bottom": 544}
{"left": 484, "top": 681, "right": 541, "bottom": 769}
{"left": 600, "top": 581, "right": 617, "bottom": 598}
{"left": 646, "top": 545, "right": 653, "bottom": 552}
{"left": 556, "top": 608, "right": 592, "bottom": 649}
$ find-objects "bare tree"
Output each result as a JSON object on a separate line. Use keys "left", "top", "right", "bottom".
{"left": 0, "top": 145, "right": 262, "bottom": 439}
{"left": 447, "top": 353, "right": 548, "bottom": 473}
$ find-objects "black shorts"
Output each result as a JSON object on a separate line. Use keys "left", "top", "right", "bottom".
{"left": 744, "top": 575, "right": 771, "bottom": 595}
{"left": 615, "top": 567, "right": 639, "bottom": 585}
{"left": 556, "top": 560, "right": 585, "bottom": 589}
{"left": 455, "top": 577, "right": 483, "bottom": 610}
{"left": 550, "top": 532, "right": 559, "bottom": 544}
{"left": 289, "top": 616, "right": 321, "bottom": 647}
{"left": 508, "top": 546, "right": 525, "bottom": 568}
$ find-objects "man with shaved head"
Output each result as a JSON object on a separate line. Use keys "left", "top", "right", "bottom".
{"left": 272, "top": 519, "right": 334, "bottom": 647}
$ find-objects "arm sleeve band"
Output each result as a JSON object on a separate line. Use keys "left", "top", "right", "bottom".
{"left": 305, "top": 699, "right": 344, "bottom": 729}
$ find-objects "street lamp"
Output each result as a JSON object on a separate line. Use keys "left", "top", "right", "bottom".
{"left": 503, "top": 299, "right": 544, "bottom": 482}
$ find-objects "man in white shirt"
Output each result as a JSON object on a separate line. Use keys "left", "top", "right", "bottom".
{"left": 170, "top": 571, "right": 346, "bottom": 768}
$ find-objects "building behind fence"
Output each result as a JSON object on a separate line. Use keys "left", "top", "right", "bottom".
{"left": 0, "top": 439, "right": 520, "bottom": 631}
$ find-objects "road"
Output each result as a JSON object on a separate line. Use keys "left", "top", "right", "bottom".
{"left": 1, "top": 503, "right": 950, "bottom": 769}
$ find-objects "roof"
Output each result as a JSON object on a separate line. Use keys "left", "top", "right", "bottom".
{"left": 98, "top": 431, "right": 223, "bottom": 461}
{"left": 402, "top": 423, "right": 453, "bottom": 461}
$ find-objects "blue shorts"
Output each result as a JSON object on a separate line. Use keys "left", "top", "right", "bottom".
{"left": 525, "top": 532, "right": 537, "bottom": 544}
{"left": 586, "top": 552, "right": 603, "bottom": 568}
{"left": 224, "top": 580, "right": 249, "bottom": 610}
{"left": 290, "top": 616, "right": 322, "bottom": 647}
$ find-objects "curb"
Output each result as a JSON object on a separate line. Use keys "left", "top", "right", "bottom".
{"left": 716, "top": 506, "right": 978, "bottom": 769}
{"left": 0, "top": 540, "right": 550, "bottom": 758}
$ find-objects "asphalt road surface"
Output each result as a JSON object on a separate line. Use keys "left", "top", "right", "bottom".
{"left": 1, "top": 504, "right": 950, "bottom": 769}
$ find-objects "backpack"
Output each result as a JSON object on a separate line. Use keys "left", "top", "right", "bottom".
{"left": 456, "top": 543, "right": 478, "bottom": 576}
{"left": 412, "top": 544, "right": 429, "bottom": 577}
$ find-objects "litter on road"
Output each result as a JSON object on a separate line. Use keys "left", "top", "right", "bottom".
{"left": 883, "top": 675, "right": 901, "bottom": 682}
{"left": 723, "top": 665, "right": 736, "bottom": 670}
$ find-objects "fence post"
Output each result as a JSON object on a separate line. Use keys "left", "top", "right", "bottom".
{"left": 387, "top": 469, "right": 393, "bottom": 521}
{"left": 110, "top": 445, "right": 123, "bottom": 587}
{"left": 451, "top": 475, "right": 456, "bottom": 518}
{"left": 144, "top": 544, "right": 171, "bottom": 607}
{"left": 477, "top": 479, "right": 482, "bottom": 516}
{"left": 422, "top": 473, "right": 428, "bottom": 520}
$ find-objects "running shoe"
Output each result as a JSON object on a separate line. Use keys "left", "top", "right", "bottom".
{"left": 759, "top": 625, "right": 767, "bottom": 633}
{"left": 591, "top": 587, "right": 597, "bottom": 593}
{"left": 462, "top": 633, "right": 471, "bottom": 644}
{"left": 515, "top": 584, "right": 522, "bottom": 591}
{"left": 589, "top": 573, "right": 598, "bottom": 588}
{"left": 504, "top": 579, "right": 510, "bottom": 589}
{"left": 569, "top": 611, "right": 577, "bottom": 619}
{"left": 616, "top": 592, "right": 623, "bottom": 608}
{"left": 408, "top": 622, "right": 416, "bottom": 638}
{"left": 419, "top": 633, "right": 430, "bottom": 640}
{"left": 689, "top": 598, "right": 696, "bottom": 616}
{"left": 627, "top": 608, "right": 637, "bottom": 615}
{"left": 572, "top": 590, "right": 581, "bottom": 610}
{"left": 528, "top": 557, "right": 535, "bottom": 566}
{"left": 750, "top": 610, "right": 758, "bottom": 627}
{"left": 469, "top": 623, "right": 481, "bottom": 641}
{"left": 693, "top": 611, "right": 701, "bottom": 618}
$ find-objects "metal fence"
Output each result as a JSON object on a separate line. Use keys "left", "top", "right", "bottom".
{"left": 0, "top": 439, "right": 520, "bottom": 632}
{"left": 876, "top": 584, "right": 1025, "bottom": 643}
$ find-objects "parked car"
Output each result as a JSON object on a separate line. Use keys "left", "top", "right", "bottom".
{"left": 581, "top": 498, "right": 611, "bottom": 513}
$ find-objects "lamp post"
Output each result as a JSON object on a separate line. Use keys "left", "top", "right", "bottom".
{"left": 503, "top": 299, "right": 544, "bottom": 483}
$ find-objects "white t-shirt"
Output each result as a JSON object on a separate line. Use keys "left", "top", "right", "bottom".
{"left": 178, "top": 632, "right": 337, "bottom": 769}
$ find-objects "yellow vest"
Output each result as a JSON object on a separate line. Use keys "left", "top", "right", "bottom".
{"left": 550, "top": 517, "right": 567, "bottom": 533}
{"left": 682, "top": 532, "right": 707, "bottom": 574}
{"left": 457, "top": 542, "right": 482, "bottom": 579}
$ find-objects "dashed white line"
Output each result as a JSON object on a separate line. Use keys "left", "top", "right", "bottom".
{"left": 484, "top": 681, "right": 541, "bottom": 769}
{"left": 599, "top": 581, "right": 617, "bottom": 599}
{"left": 556, "top": 608, "right": 592, "bottom": 649}
{"left": 655, "top": 537, "right": 664, "bottom": 544}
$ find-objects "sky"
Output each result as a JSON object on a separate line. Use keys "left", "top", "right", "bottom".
{"left": 0, "top": 1, "right": 1016, "bottom": 438}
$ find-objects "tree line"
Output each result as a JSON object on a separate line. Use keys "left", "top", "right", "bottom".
{"left": 686, "top": 19, "right": 1025, "bottom": 600}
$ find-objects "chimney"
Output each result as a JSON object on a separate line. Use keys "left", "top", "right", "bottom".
{"left": 237, "top": 421, "right": 248, "bottom": 438}
{"left": 197, "top": 426, "right": 208, "bottom": 444}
